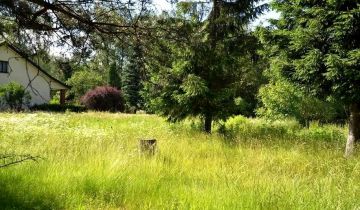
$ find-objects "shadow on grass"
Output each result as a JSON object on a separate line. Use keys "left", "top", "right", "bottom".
{"left": 0, "top": 171, "right": 63, "bottom": 210}
{"left": 30, "top": 104, "right": 87, "bottom": 113}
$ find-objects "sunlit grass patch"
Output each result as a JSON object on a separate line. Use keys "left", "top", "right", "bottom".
{"left": 0, "top": 112, "right": 359, "bottom": 209}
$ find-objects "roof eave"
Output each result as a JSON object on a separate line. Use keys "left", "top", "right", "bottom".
{"left": 0, "top": 41, "right": 70, "bottom": 89}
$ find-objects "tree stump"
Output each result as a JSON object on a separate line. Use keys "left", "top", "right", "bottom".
{"left": 139, "top": 139, "right": 157, "bottom": 155}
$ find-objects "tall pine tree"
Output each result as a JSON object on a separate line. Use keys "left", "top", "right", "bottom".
{"left": 145, "top": 1, "right": 266, "bottom": 133}
{"left": 122, "top": 44, "right": 144, "bottom": 112}
{"left": 108, "top": 62, "right": 122, "bottom": 89}
{"left": 259, "top": 0, "right": 360, "bottom": 155}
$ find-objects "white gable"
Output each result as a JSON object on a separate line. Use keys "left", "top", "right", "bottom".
{"left": 0, "top": 44, "right": 67, "bottom": 105}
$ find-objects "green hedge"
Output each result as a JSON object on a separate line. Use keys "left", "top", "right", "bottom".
{"left": 30, "top": 104, "right": 87, "bottom": 112}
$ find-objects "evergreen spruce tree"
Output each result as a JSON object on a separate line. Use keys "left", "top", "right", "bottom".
{"left": 122, "top": 45, "right": 144, "bottom": 112}
{"left": 144, "top": 0, "right": 266, "bottom": 133}
{"left": 259, "top": 1, "right": 360, "bottom": 155}
{"left": 108, "top": 62, "right": 122, "bottom": 89}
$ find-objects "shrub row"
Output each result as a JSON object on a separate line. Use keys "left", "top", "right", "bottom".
{"left": 0, "top": 82, "right": 126, "bottom": 113}
{"left": 30, "top": 104, "right": 87, "bottom": 112}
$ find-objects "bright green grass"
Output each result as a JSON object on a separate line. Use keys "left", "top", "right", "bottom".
{"left": 0, "top": 112, "right": 359, "bottom": 209}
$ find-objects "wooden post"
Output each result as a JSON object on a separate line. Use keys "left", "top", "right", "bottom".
{"left": 139, "top": 139, "right": 157, "bottom": 155}
{"left": 60, "top": 89, "right": 66, "bottom": 105}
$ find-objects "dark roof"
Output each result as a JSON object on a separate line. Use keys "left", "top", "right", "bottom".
{"left": 0, "top": 41, "right": 70, "bottom": 89}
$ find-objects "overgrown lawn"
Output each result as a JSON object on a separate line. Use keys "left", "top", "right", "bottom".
{"left": 0, "top": 112, "right": 359, "bottom": 209}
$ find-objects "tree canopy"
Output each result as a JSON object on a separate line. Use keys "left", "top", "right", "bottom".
{"left": 144, "top": 0, "right": 267, "bottom": 132}
{"left": 258, "top": 0, "right": 360, "bottom": 155}
{"left": 0, "top": 0, "right": 155, "bottom": 56}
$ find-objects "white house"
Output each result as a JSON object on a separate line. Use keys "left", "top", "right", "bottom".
{"left": 0, "top": 42, "right": 69, "bottom": 106}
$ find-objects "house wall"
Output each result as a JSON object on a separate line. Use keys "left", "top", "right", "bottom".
{"left": 0, "top": 45, "right": 52, "bottom": 105}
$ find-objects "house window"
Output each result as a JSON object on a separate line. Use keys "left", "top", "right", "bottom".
{"left": 0, "top": 61, "right": 8, "bottom": 73}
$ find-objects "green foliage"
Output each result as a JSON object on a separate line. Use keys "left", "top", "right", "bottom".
{"left": 108, "top": 62, "right": 122, "bottom": 89}
{"left": 66, "top": 70, "right": 105, "bottom": 100}
{"left": 122, "top": 45, "right": 144, "bottom": 112}
{"left": 260, "top": 0, "right": 360, "bottom": 104}
{"left": 257, "top": 81, "right": 343, "bottom": 125}
{"left": 49, "top": 92, "right": 60, "bottom": 105}
{"left": 55, "top": 58, "right": 74, "bottom": 81}
{"left": 0, "top": 82, "right": 30, "bottom": 111}
{"left": 181, "top": 74, "right": 208, "bottom": 98}
{"left": 222, "top": 115, "right": 344, "bottom": 142}
{"left": 223, "top": 115, "right": 296, "bottom": 139}
{"left": 144, "top": 2, "right": 266, "bottom": 132}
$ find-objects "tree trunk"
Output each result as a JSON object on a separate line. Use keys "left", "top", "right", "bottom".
{"left": 204, "top": 113, "right": 212, "bottom": 133}
{"left": 345, "top": 103, "right": 360, "bottom": 157}
{"left": 60, "top": 89, "right": 66, "bottom": 105}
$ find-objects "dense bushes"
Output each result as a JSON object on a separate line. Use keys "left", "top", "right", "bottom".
{"left": 257, "top": 81, "right": 346, "bottom": 126}
{"left": 222, "top": 115, "right": 345, "bottom": 142}
{"left": 80, "top": 86, "right": 125, "bottom": 112}
{"left": 30, "top": 104, "right": 87, "bottom": 112}
{"left": 0, "top": 82, "right": 31, "bottom": 111}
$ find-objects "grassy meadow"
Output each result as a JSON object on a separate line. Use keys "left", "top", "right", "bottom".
{"left": 0, "top": 112, "right": 360, "bottom": 209}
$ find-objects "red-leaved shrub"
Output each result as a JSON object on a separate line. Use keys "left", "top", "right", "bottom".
{"left": 80, "top": 86, "right": 125, "bottom": 112}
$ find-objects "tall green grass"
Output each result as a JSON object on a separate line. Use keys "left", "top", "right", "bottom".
{"left": 0, "top": 112, "right": 359, "bottom": 209}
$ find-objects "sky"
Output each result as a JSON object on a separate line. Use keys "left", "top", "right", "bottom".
{"left": 153, "top": 0, "right": 173, "bottom": 11}
{"left": 153, "top": 0, "right": 280, "bottom": 27}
